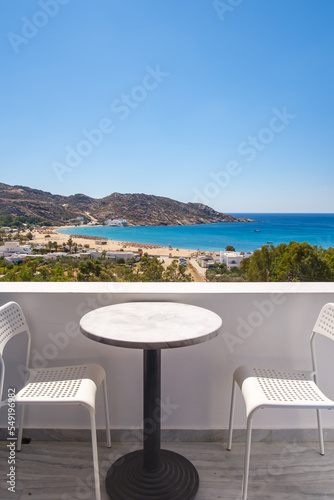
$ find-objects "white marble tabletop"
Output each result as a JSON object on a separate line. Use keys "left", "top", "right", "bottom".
{"left": 79, "top": 302, "right": 222, "bottom": 349}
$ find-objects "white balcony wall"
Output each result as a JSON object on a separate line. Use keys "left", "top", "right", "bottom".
{"left": 1, "top": 282, "right": 334, "bottom": 434}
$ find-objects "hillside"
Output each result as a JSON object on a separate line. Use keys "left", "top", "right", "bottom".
{"left": 0, "top": 183, "right": 253, "bottom": 226}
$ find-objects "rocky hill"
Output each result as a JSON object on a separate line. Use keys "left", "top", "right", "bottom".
{"left": 0, "top": 183, "right": 253, "bottom": 226}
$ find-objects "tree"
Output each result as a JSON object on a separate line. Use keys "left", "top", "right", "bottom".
{"left": 242, "top": 242, "right": 333, "bottom": 282}
{"left": 136, "top": 254, "right": 165, "bottom": 282}
{"left": 50, "top": 265, "right": 69, "bottom": 282}
{"left": 206, "top": 262, "right": 246, "bottom": 282}
{"left": 163, "top": 260, "right": 193, "bottom": 282}
{"left": 271, "top": 242, "right": 332, "bottom": 282}
{"left": 322, "top": 247, "right": 334, "bottom": 274}
{"left": 39, "top": 266, "right": 51, "bottom": 281}
{"left": 77, "top": 260, "right": 95, "bottom": 281}
{"left": 241, "top": 245, "right": 275, "bottom": 281}
{"left": 225, "top": 245, "right": 235, "bottom": 251}
{"left": 67, "top": 265, "right": 74, "bottom": 280}
{"left": 67, "top": 238, "right": 73, "bottom": 252}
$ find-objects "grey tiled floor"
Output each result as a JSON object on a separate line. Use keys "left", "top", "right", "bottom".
{"left": 0, "top": 439, "right": 333, "bottom": 499}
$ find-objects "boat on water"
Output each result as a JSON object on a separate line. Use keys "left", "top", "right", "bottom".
{"left": 253, "top": 229, "right": 261, "bottom": 232}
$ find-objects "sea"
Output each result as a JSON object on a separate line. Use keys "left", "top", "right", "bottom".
{"left": 57, "top": 214, "right": 334, "bottom": 253}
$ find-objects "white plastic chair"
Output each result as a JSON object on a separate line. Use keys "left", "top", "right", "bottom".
{"left": 227, "top": 302, "right": 334, "bottom": 500}
{"left": 0, "top": 301, "right": 111, "bottom": 500}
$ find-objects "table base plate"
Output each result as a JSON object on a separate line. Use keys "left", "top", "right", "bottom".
{"left": 105, "top": 449, "right": 199, "bottom": 500}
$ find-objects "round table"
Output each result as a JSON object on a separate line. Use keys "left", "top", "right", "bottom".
{"left": 80, "top": 302, "right": 222, "bottom": 500}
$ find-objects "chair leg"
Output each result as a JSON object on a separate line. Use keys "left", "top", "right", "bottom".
{"left": 316, "top": 409, "right": 325, "bottom": 455}
{"left": 16, "top": 404, "right": 25, "bottom": 452}
{"left": 242, "top": 415, "right": 253, "bottom": 500}
{"left": 227, "top": 379, "right": 237, "bottom": 450}
{"left": 89, "top": 411, "right": 101, "bottom": 500}
{"left": 102, "top": 378, "right": 111, "bottom": 448}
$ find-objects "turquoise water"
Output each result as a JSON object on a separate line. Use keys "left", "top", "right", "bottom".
{"left": 57, "top": 213, "right": 334, "bottom": 252}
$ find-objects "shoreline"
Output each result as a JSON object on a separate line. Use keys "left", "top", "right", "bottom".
{"left": 28, "top": 226, "right": 210, "bottom": 258}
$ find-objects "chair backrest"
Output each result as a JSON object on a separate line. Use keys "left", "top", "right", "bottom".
{"left": 313, "top": 303, "right": 334, "bottom": 341}
{"left": 0, "top": 301, "right": 31, "bottom": 404}
{"left": 310, "top": 303, "right": 334, "bottom": 382}
{"left": 0, "top": 301, "right": 30, "bottom": 355}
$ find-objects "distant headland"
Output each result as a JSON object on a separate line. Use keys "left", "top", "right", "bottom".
{"left": 0, "top": 182, "right": 254, "bottom": 227}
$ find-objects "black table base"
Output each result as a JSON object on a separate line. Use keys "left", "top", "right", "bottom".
{"left": 105, "top": 448, "right": 199, "bottom": 500}
{"left": 105, "top": 349, "right": 199, "bottom": 499}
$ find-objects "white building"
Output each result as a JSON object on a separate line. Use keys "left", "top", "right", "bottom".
{"left": 104, "top": 219, "right": 127, "bottom": 227}
{"left": 68, "top": 217, "right": 84, "bottom": 223}
{"left": 220, "top": 250, "right": 253, "bottom": 269}
{"left": 79, "top": 250, "right": 135, "bottom": 261}
{"left": 20, "top": 252, "right": 68, "bottom": 261}
{"left": 0, "top": 241, "right": 32, "bottom": 256}
{"left": 105, "top": 251, "right": 134, "bottom": 261}
{"left": 197, "top": 255, "right": 215, "bottom": 268}
{"left": 4, "top": 253, "right": 30, "bottom": 265}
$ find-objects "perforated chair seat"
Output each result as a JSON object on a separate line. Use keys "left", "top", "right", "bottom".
{"left": 227, "top": 303, "right": 334, "bottom": 500}
{"left": 234, "top": 365, "right": 334, "bottom": 417}
{"left": 16, "top": 364, "right": 105, "bottom": 409}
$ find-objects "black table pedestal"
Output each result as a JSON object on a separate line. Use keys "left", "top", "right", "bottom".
{"left": 105, "top": 448, "right": 199, "bottom": 499}
{"left": 105, "top": 349, "right": 199, "bottom": 499}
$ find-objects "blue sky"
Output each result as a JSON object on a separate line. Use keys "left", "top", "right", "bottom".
{"left": 1, "top": 0, "right": 333, "bottom": 213}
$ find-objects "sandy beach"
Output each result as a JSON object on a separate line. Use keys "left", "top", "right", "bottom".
{"left": 29, "top": 226, "right": 210, "bottom": 259}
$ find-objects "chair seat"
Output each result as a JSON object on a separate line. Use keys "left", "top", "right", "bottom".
{"left": 15, "top": 364, "right": 105, "bottom": 410}
{"left": 234, "top": 365, "right": 334, "bottom": 417}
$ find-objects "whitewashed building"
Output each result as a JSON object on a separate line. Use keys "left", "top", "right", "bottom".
{"left": 105, "top": 251, "right": 134, "bottom": 261}
{"left": 82, "top": 250, "right": 135, "bottom": 261}
{"left": 197, "top": 255, "right": 215, "bottom": 268}
{"left": 0, "top": 241, "right": 32, "bottom": 256}
{"left": 220, "top": 250, "right": 253, "bottom": 269}
{"left": 4, "top": 253, "right": 29, "bottom": 264}
{"left": 104, "top": 219, "right": 127, "bottom": 227}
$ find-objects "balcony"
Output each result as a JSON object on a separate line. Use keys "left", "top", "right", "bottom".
{"left": 1, "top": 281, "right": 334, "bottom": 499}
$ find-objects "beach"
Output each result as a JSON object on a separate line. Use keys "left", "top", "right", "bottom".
{"left": 29, "top": 226, "right": 209, "bottom": 259}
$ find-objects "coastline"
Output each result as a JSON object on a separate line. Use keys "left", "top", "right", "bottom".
{"left": 27, "top": 213, "right": 334, "bottom": 255}
{"left": 29, "top": 226, "right": 208, "bottom": 258}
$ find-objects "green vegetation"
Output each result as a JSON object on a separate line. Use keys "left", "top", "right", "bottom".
{"left": 0, "top": 215, "right": 51, "bottom": 228}
{"left": 239, "top": 242, "right": 334, "bottom": 282}
{"left": 205, "top": 242, "right": 334, "bottom": 282}
{"left": 2, "top": 241, "right": 334, "bottom": 283}
{"left": 0, "top": 253, "right": 193, "bottom": 283}
{"left": 206, "top": 263, "right": 247, "bottom": 282}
